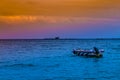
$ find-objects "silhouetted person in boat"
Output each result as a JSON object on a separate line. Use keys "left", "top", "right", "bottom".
{"left": 93, "top": 47, "right": 99, "bottom": 55}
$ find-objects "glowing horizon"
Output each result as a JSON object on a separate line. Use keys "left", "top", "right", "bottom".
{"left": 0, "top": 0, "right": 120, "bottom": 38}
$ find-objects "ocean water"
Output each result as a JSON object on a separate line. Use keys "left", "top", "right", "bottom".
{"left": 0, "top": 39, "right": 120, "bottom": 80}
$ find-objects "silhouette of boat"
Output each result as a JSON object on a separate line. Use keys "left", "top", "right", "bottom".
{"left": 73, "top": 48, "right": 104, "bottom": 58}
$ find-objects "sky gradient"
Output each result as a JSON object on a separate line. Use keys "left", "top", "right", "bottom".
{"left": 0, "top": 0, "right": 120, "bottom": 39}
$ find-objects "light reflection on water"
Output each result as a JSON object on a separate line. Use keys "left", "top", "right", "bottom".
{"left": 0, "top": 39, "right": 120, "bottom": 80}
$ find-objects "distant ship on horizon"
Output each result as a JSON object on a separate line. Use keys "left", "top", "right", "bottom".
{"left": 43, "top": 37, "right": 60, "bottom": 40}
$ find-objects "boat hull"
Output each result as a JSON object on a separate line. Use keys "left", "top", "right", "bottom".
{"left": 73, "top": 50, "right": 103, "bottom": 58}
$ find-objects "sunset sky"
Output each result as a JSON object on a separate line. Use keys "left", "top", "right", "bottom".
{"left": 0, "top": 0, "right": 120, "bottom": 39}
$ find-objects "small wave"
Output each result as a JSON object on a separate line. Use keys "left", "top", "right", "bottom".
{"left": 46, "top": 64, "right": 60, "bottom": 68}
{"left": 0, "top": 61, "right": 6, "bottom": 63}
{"left": 83, "top": 78, "right": 96, "bottom": 80}
{"left": 42, "top": 57, "right": 51, "bottom": 58}
{"left": 117, "top": 45, "right": 120, "bottom": 47}
{"left": 0, "top": 61, "right": 10, "bottom": 65}
{"left": 112, "top": 47, "right": 120, "bottom": 50}
{"left": 101, "top": 76, "right": 115, "bottom": 79}
{"left": 44, "top": 77, "right": 83, "bottom": 80}
{"left": 4, "top": 63, "right": 35, "bottom": 68}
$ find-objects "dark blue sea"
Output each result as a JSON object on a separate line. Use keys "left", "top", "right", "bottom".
{"left": 0, "top": 39, "right": 120, "bottom": 80}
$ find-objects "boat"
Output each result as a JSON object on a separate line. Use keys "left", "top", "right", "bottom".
{"left": 73, "top": 48, "right": 104, "bottom": 58}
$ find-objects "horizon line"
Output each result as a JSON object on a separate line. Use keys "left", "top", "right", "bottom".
{"left": 0, "top": 38, "right": 120, "bottom": 40}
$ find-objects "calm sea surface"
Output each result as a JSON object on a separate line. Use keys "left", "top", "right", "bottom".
{"left": 0, "top": 39, "right": 120, "bottom": 80}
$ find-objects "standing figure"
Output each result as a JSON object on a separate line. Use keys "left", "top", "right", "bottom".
{"left": 93, "top": 47, "right": 99, "bottom": 55}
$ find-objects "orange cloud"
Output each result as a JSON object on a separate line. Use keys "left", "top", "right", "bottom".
{"left": 0, "top": 0, "right": 120, "bottom": 19}
{"left": 0, "top": 16, "right": 119, "bottom": 24}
